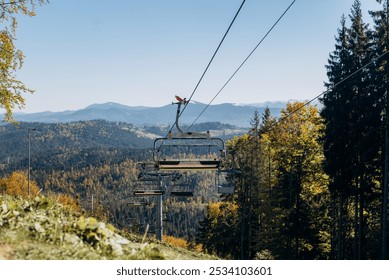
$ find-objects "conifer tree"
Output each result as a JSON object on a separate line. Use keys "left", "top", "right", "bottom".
{"left": 370, "top": 0, "right": 389, "bottom": 259}
{"left": 322, "top": 0, "right": 383, "bottom": 259}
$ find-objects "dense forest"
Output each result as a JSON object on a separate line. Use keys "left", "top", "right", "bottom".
{"left": 2, "top": 0, "right": 389, "bottom": 260}
{"left": 197, "top": 0, "right": 389, "bottom": 260}
{"left": 0, "top": 120, "right": 233, "bottom": 243}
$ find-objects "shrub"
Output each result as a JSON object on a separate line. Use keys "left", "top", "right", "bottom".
{"left": 0, "top": 171, "right": 39, "bottom": 198}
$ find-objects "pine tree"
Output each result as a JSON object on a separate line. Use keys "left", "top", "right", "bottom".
{"left": 322, "top": 0, "right": 383, "bottom": 259}
{"left": 370, "top": 0, "right": 389, "bottom": 259}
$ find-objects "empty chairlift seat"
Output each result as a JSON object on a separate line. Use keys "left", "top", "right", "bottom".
{"left": 153, "top": 137, "right": 225, "bottom": 172}
{"left": 157, "top": 158, "right": 221, "bottom": 171}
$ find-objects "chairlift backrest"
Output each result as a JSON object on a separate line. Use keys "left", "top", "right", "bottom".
{"left": 154, "top": 137, "right": 225, "bottom": 171}
{"left": 153, "top": 96, "right": 226, "bottom": 171}
{"left": 216, "top": 169, "right": 241, "bottom": 194}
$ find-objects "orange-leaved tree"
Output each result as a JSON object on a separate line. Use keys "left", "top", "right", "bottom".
{"left": 0, "top": 171, "right": 39, "bottom": 198}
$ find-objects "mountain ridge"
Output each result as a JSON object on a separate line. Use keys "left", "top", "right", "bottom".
{"left": 8, "top": 101, "right": 287, "bottom": 127}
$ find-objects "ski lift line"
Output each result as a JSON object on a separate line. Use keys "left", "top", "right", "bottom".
{"left": 218, "top": 186, "right": 235, "bottom": 194}
{"left": 270, "top": 49, "right": 389, "bottom": 133}
{"left": 153, "top": 136, "right": 225, "bottom": 171}
{"left": 156, "top": 160, "right": 221, "bottom": 171}
{"left": 154, "top": 137, "right": 225, "bottom": 150}
{"left": 133, "top": 190, "right": 165, "bottom": 196}
{"left": 187, "top": 0, "right": 297, "bottom": 130}
{"left": 181, "top": 0, "right": 247, "bottom": 112}
{"left": 160, "top": 0, "right": 247, "bottom": 144}
{"left": 249, "top": 50, "right": 389, "bottom": 181}
{"left": 191, "top": 4, "right": 388, "bottom": 134}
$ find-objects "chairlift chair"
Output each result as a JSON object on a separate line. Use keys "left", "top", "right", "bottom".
{"left": 153, "top": 96, "right": 226, "bottom": 171}
{"left": 216, "top": 169, "right": 241, "bottom": 194}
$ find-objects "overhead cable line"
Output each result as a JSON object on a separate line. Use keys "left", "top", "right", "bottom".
{"left": 161, "top": 0, "right": 247, "bottom": 142}
{"left": 181, "top": 0, "right": 247, "bottom": 112}
{"left": 188, "top": 0, "right": 296, "bottom": 130}
{"left": 248, "top": 50, "right": 389, "bottom": 182}
{"left": 267, "top": 49, "right": 389, "bottom": 132}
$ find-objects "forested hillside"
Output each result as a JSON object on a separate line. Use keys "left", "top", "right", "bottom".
{"left": 2, "top": 0, "right": 389, "bottom": 261}
{"left": 198, "top": 0, "right": 389, "bottom": 260}
{"left": 0, "top": 120, "right": 243, "bottom": 168}
{"left": 6, "top": 101, "right": 283, "bottom": 127}
{"left": 0, "top": 120, "right": 235, "bottom": 245}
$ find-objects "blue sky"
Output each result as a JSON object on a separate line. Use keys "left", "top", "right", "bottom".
{"left": 9, "top": 0, "right": 383, "bottom": 112}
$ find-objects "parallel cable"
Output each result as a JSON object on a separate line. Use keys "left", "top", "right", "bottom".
{"left": 182, "top": 0, "right": 247, "bottom": 112}
{"left": 188, "top": 0, "right": 296, "bottom": 130}
{"left": 268, "top": 49, "right": 389, "bottom": 132}
{"left": 244, "top": 50, "right": 389, "bottom": 179}
{"left": 160, "top": 0, "right": 247, "bottom": 144}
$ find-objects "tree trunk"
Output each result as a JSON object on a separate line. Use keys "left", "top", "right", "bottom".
{"left": 358, "top": 184, "right": 364, "bottom": 259}
{"left": 337, "top": 191, "right": 344, "bottom": 260}
{"left": 354, "top": 189, "right": 359, "bottom": 259}
{"left": 331, "top": 198, "right": 337, "bottom": 259}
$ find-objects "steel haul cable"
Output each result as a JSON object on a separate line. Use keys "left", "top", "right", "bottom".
{"left": 269, "top": 49, "right": 389, "bottom": 132}
{"left": 188, "top": 0, "right": 297, "bottom": 130}
{"left": 158, "top": 0, "right": 247, "bottom": 150}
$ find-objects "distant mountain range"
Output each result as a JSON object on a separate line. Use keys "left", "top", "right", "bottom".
{"left": 8, "top": 101, "right": 287, "bottom": 127}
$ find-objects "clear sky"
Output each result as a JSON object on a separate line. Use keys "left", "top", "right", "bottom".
{"left": 8, "top": 0, "right": 383, "bottom": 113}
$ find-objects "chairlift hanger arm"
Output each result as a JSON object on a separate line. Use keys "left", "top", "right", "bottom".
{"left": 172, "top": 95, "right": 187, "bottom": 135}
{"left": 169, "top": 96, "right": 210, "bottom": 139}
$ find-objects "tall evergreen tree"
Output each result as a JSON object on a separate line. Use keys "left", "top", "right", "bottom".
{"left": 322, "top": 0, "right": 382, "bottom": 259}
{"left": 370, "top": 0, "right": 389, "bottom": 259}
{"left": 321, "top": 14, "right": 353, "bottom": 259}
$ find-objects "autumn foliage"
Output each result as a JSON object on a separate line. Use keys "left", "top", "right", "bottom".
{"left": 0, "top": 171, "right": 39, "bottom": 198}
{"left": 51, "top": 193, "right": 79, "bottom": 212}
{"left": 163, "top": 235, "right": 188, "bottom": 248}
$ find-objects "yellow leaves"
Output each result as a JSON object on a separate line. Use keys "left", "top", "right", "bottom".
{"left": 0, "top": 29, "right": 31, "bottom": 122}
{"left": 0, "top": 0, "right": 48, "bottom": 122}
{"left": 0, "top": 171, "right": 39, "bottom": 198}
{"left": 163, "top": 235, "right": 188, "bottom": 248}
{"left": 270, "top": 102, "right": 324, "bottom": 158}
{"left": 1, "top": 1, "right": 48, "bottom": 33}
{"left": 0, "top": 31, "right": 15, "bottom": 66}
{"left": 207, "top": 202, "right": 238, "bottom": 220}
{"left": 266, "top": 101, "right": 329, "bottom": 198}
{"left": 52, "top": 193, "right": 79, "bottom": 212}
{"left": 305, "top": 173, "right": 330, "bottom": 196}
{"left": 208, "top": 202, "right": 221, "bottom": 218}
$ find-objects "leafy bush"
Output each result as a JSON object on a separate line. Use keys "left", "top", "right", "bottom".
{"left": 0, "top": 171, "right": 39, "bottom": 198}
{"left": 0, "top": 195, "right": 165, "bottom": 259}
{"left": 163, "top": 235, "right": 188, "bottom": 248}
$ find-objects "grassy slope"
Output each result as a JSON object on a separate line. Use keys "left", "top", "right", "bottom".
{"left": 0, "top": 195, "right": 217, "bottom": 260}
